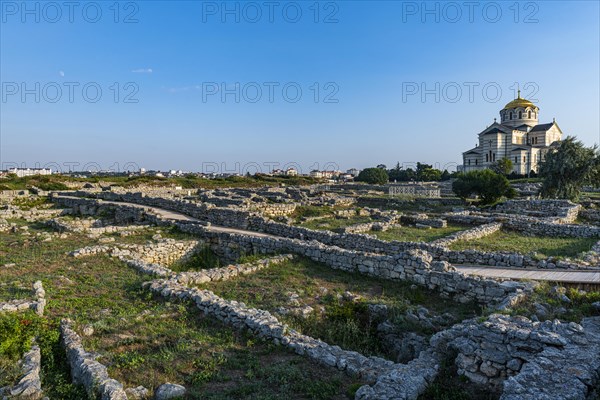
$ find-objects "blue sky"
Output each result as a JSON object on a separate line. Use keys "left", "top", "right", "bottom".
{"left": 1, "top": 0, "right": 599, "bottom": 174}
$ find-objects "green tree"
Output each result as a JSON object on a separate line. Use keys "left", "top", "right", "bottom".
{"left": 491, "top": 157, "right": 513, "bottom": 176}
{"left": 388, "top": 162, "right": 402, "bottom": 182}
{"left": 441, "top": 170, "right": 452, "bottom": 181}
{"left": 416, "top": 162, "right": 442, "bottom": 181}
{"left": 357, "top": 168, "right": 389, "bottom": 185}
{"left": 539, "top": 136, "right": 600, "bottom": 200}
{"left": 452, "top": 169, "right": 515, "bottom": 205}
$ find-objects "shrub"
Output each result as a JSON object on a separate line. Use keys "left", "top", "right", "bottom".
{"left": 539, "top": 136, "right": 600, "bottom": 200}
{"left": 356, "top": 168, "right": 388, "bottom": 185}
{"left": 452, "top": 169, "right": 514, "bottom": 205}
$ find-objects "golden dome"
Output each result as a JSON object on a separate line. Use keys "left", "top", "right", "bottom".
{"left": 503, "top": 90, "right": 538, "bottom": 110}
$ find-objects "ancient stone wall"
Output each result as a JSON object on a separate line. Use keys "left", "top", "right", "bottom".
{"left": 71, "top": 238, "right": 203, "bottom": 267}
{"left": 0, "top": 281, "right": 46, "bottom": 316}
{"left": 174, "top": 222, "right": 531, "bottom": 306}
{"left": 60, "top": 319, "right": 128, "bottom": 400}
{"left": 444, "top": 210, "right": 600, "bottom": 238}
{"left": 580, "top": 208, "right": 600, "bottom": 224}
{"left": 250, "top": 202, "right": 297, "bottom": 217}
{"left": 400, "top": 214, "right": 447, "bottom": 228}
{"left": 431, "top": 223, "right": 502, "bottom": 247}
{"left": 502, "top": 218, "right": 600, "bottom": 238}
{"left": 431, "top": 314, "right": 600, "bottom": 399}
{"left": 4, "top": 344, "right": 44, "bottom": 399}
{"left": 0, "top": 206, "right": 63, "bottom": 222}
{"left": 52, "top": 194, "right": 596, "bottom": 273}
{"left": 494, "top": 199, "right": 580, "bottom": 221}
{"left": 136, "top": 256, "right": 441, "bottom": 399}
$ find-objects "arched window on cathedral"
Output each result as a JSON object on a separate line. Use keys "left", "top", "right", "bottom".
{"left": 475, "top": 159, "right": 478, "bottom": 165}
{"left": 510, "top": 112, "right": 513, "bottom": 120}
{"left": 485, "top": 154, "right": 488, "bottom": 162}
{"left": 468, "top": 160, "right": 471, "bottom": 166}
{"left": 519, "top": 111, "right": 522, "bottom": 119}
{"left": 514, "top": 156, "right": 518, "bottom": 164}
{"left": 528, "top": 110, "right": 531, "bottom": 119}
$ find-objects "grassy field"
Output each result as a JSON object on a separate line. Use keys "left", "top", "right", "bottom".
{"left": 509, "top": 282, "right": 600, "bottom": 323}
{"left": 449, "top": 230, "right": 597, "bottom": 259}
{"left": 0, "top": 225, "right": 361, "bottom": 399}
{"left": 0, "top": 174, "right": 322, "bottom": 191}
{"left": 200, "top": 257, "right": 481, "bottom": 360}
{"left": 582, "top": 192, "right": 600, "bottom": 200}
{"left": 356, "top": 196, "right": 463, "bottom": 214}
{"left": 297, "top": 216, "right": 373, "bottom": 231}
{"left": 374, "top": 224, "right": 466, "bottom": 243}
{"left": 3, "top": 203, "right": 598, "bottom": 399}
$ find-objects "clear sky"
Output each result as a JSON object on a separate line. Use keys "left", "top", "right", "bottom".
{"left": 1, "top": 0, "right": 599, "bottom": 174}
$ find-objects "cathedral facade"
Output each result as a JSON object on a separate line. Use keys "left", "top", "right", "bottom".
{"left": 462, "top": 91, "right": 563, "bottom": 175}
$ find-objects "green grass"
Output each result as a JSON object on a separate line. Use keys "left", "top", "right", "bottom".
{"left": 0, "top": 311, "right": 41, "bottom": 385}
{"left": 581, "top": 192, "right": 600, "bottom": 200}
{"left": 449, "top": 230, "right": 597, "bottom": 259}
{"left": 105, "top": 225, "right": 198, "bottom": 245}
{"left": 10, "top": 196, "right": 51, "bottom": 210}
{"left": 171, "top": 246, "right": 222, "bottom": 272}
{"left": 0, "top": 283, "right": 32, "bottom": 302}
{"left": 4, "top": 206, "right": 598, "bottom": 399}
{"left": 0, "top": 173, "right": 322, "bottom": 191}
{"left": 356, "top": 196, "right": 462, "bottom": 214}
{"left": 298, "top": 215, "right": 373, "bottom": 231}
{"left": 0, "top": 225, "right": 360, "bottom": 398}
{"left": 0, "top": 175, "right": 70, "bottom": 191}
{"left": 508, "top": 282, "right": 600, "bottom": 322}
{"left": 418, "top": 353, "right": 499, "bottom": 400}
{"left": 374, "top": 224, "right": 466, "bottom": 243}
{"left": 291, "top": 205, "right": 335, "bottom": 220}
{"left": 0, "top": 311, "right": 88, "bottom": 398}
{"left": 200, "top": 257, "right": 480, "bottom": 359}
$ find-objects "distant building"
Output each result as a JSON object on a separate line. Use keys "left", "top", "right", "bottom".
{"left": 310, "top": 170, "right": 342, "bottom": 180}
{"left": 285, "top": 168, "right": 298, "bottom": 176}
{"left": 6, "top": 168, "right": 53, "bottom": 178}
{"left": 322, "top": 170, "right": 341, "bottom": 179}
{"left": 389, "top": 183, "right": 441, "bottom": 198}
{"left": 346, "top": 168, "right": 360, "bottom": 177}
{"left": 462, "top": 91, "right": 563, "bottom": 175}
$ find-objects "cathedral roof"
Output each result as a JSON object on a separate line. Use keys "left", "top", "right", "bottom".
{"left": 510, "top": 146, "right": 531, "bottom": 152}
{"left": 503, "top": 90, "right": 538, "bottom": 110}
{"left": 463, "top": 146, "right": 481, "bottom": 155}
{"left": 514, "top": 124, "right": 532, "bottom": 131}
{"left": 479, "top": 123, "right": 512, "bottom": 135}
{"left": 530, "top": 122, "right": 560, "bottom": 132}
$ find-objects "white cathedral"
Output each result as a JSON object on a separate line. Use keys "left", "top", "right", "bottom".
{"left": 462, "top": 91, "right": 563, "bottom": 175}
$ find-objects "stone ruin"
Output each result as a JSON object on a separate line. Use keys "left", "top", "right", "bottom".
{"left": 2, "top": 188, "right": 599, "bottom": 399}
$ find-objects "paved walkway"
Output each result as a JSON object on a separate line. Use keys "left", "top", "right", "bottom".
{"left": 56, "top": 195, "right": 600, "bottom": 284}
{"left": 455, "top": 265, "right": 600, "bottom": 284}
